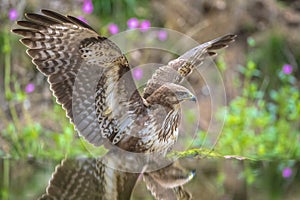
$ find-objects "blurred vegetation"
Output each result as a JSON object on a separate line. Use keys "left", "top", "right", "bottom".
{"left": 216, "top": 56, "right": 300, "bottom": 159}
{"left": 93, "top": 0, "right": 150, "bottom": 22}
{"left": 1, "top": 0, "right": 300, "bottom": 199}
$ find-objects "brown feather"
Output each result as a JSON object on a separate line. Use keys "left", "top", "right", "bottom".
{"left": 143, "top": 34, "right": 237, "bottom": 99}
{"left": 41, "top": 9, "right": 73, "bottom": 23}
{"left": 17, "top": 20, "right": 46, "bottom": 29}
{"left": 25, "top": 13, "right": 61, "bottom": 25}
{"left": 67, "top": 15, "right": 97, "bottom": 32}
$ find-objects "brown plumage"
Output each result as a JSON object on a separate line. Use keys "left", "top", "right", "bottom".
{"left": 12, "top": 10, "right": 236, "bottom": 154}
{"left": 38, "top": 157, "right": 139, "bottom": 200}
{"left": 143, "top": 161, "right": 195, "bottom": 200}
{"left": 38, "top": 156, "right": 194, "bottom": 200}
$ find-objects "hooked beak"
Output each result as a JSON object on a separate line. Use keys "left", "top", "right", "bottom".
{"left": 189, "top": 95, "right": 197, "bottom": 102}
{"left": 178, "top": 94, "right": 196, "bottom": 102}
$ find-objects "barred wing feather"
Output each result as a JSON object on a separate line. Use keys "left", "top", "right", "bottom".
{"left": 12, "top": 9, "right": 142, "bottom": 146}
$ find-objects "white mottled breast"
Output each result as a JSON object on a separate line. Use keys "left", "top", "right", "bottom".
{"left": 151, "top": 127, "right": 179, "bottom": 153}
{"left": 136, "top": 108, "right": 180, "bottom": 154}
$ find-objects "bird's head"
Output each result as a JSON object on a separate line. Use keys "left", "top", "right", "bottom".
{"left": 144, "top": 83, "right": 196, "bottom": 109}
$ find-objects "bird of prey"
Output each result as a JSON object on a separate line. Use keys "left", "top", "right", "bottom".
{"left": 12, "top": 10, "right": 236, "bottom": 154}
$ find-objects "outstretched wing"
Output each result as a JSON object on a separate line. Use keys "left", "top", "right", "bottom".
{"left": 143, "top": 34, "right": 236, "bottom": 99}
{"left": 12, "top": 10, "right": 143, "bottom": 146}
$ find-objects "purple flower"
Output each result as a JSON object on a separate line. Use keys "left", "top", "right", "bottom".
{"left": 77, "top": 16, "right": 88, "bottom": 24}
{"left": 9, "top": 8, "right": 18, "bottom": 21}
{"left": 282, "top": 64, "right": 293, "bottom": 74}
{"left": 108, "top": 23, "right": 119, "bottom": 35}
{"left": 82, "top": 0, "right": 93, "bottom": 14}
{"left": 157, "top": 30, "right": 168, "bottom": 41}
{"left": 139, "top": 20, "right": 151, "bottom": 32}
{"left": 132, "top": 67, "right": 143, "bottom": 80}
{"left": 25, "top": 83, "right": 35, "bottom": 93}
{"left": 282, "top": 167, "right": 292, "bottom": 178}
{"left": 127, "top": 18, "right": 139, "bottom": 29}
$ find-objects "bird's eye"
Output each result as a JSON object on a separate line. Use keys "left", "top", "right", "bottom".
{"left": 175, "top": 91, "right": 185, "bottom": 97}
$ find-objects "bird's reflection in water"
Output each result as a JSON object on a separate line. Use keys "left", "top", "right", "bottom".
{"left": 143, "top": 161, "right": 194, "bottom": 200}
{"left": 38, "top": 153, "right": 194, "bottom": 200}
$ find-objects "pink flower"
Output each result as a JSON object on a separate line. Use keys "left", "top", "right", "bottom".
{"left": 77, "top": 16, "right": 88, "bottom": 24}
{"left": 127, "top": 18, "right": 139, "bottom": 29}
{"left": 82, "top": 0, "right": 94, "bottom": 14}
{"left": 139, "top": 20, "right": 151, "bottom": 32}
{"left": 157, "top": 30, "right": 168, "bottom": 41}
{"left": 9, "top": 8, "right": 18, "bottom": 21}
{"left": 282, "top": 64, "right": 293, "bottom": 74}
{"left": 132, "top": 68, "right": 143, "bottom": 80}
{"left": 108, "top": 24, "right": 119, "bottom": 35}
{"left": 25, "top": 83, "right": 35, "bottom": 93}
{"left": 282, "top": 167, "right": 292, "bottom": 178}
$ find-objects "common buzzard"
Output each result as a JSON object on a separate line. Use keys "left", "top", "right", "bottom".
{"left": 12, "top": 10, "right": 236, "bottom": 154}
